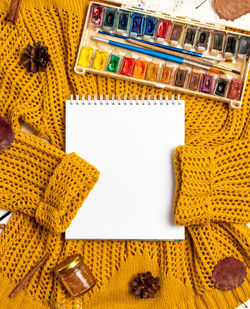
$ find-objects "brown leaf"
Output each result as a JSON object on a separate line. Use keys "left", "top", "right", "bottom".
{"left": 214, "top": 0, "right": 250, "bottom": 21}
{"left": 212, "top": 257, "right": 247, "bottom": 291}
{"left": 0, "top": 117, "right": 15, "bottom": 151}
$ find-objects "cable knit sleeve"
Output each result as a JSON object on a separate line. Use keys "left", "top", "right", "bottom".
{"left": 174, "top": 139, "right": 249, "bottom": 226}
{"left": 0, "top": 130, "right": 99, "bottom": 233}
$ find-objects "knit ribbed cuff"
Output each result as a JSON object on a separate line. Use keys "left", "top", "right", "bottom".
{"left": 0, "top": 131, "right": 99, "bottom": 233}
{"left": 36, "top": 152, "right": 99, "bottom": 233}
{"left": 174, "top": 140, "right": 250, "bottom": 226}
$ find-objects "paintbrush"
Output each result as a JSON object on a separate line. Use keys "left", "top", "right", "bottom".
{"left": 92, "top": 36, "right": 225, "bottom": 74}
{"left": 98, "top": 30, "right": 225, "bottom": 61}
{"left": 127, "top": 39, "right": 241, "bottom": 75}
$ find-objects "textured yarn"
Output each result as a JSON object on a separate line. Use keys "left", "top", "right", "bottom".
{"left": 0, "top": 0, "right": 249, "bottom": 308}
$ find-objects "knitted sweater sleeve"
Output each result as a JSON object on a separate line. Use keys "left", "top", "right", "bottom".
{"left": 2, "top": 128, "right": 248, "bottom": 231}
{"left": 0, "top": 130, "right": 99, "bottom": 233}
{"left": 174, "top": 138, "right": 249, "bottom": 226}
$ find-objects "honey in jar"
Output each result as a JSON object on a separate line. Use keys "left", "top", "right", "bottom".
{"left": 54, "top": 254, "right": 96, "bottom": 297}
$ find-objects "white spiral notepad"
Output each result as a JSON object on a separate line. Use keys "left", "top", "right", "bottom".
{"left": 66, "top": 95, "right": 185, "bottom": 240}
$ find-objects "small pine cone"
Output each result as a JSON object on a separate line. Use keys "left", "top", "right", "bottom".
{"left": 131, "top": 272, "right": 160, "bottom": 299}
{"left": 21, "top": 42, "right": 50, "bottom": 73}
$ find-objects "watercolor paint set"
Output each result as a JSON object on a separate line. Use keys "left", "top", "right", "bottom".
{"left": 74, "top": 1, "right": 250, "bottom": 108}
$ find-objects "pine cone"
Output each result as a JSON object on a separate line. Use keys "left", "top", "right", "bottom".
{"left": 131, "top": 272, "right": 160, "bottom": 299}
{"left": 21, "top": 42, "right": 50, "bottom": 73}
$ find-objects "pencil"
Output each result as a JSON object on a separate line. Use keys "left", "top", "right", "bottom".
{"left": 127, "top": 39, "right": 241, "bottom": 75}
{"left": 98, "top": 30, "right": 224, "bottom": 61}
{"left": 92, "top": 36, "right": 225, "bottom": 74}
{"left": 0, "top": 211, "right": 11, "bottom": 221}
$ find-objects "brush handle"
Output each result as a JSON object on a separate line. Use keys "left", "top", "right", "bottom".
{"left": 98, "top": 31, "right": 223, "bottom": 61}
{"left": 98, "top": 31, "right": 202, "bottom": 57}
{"left": 92, "top": 36, "right": 184, "bottom": 64}
{"left": 183, "top": 59, "right": 210, "bottom": 70}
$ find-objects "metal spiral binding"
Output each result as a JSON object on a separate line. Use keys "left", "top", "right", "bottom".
{"left": 69, "top": 94, "right": 182, "bottom": 105}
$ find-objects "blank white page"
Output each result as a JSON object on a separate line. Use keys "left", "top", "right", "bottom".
{"left": 66, "top": 97, "right": 185, "bottom": 240}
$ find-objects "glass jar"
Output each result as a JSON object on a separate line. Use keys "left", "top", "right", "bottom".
{"left": 54, "top": 254, "right": 96, "bottom": 297}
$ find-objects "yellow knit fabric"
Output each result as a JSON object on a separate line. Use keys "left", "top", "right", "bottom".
{"left": 0, "top": 0, "right": 249, "bottom": 308}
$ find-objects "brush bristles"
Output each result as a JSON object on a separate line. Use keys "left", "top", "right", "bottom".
{"left": 210, "top": 68, "right": 225, "bottom": 75}
{"left": 232, "top": 69, "right": 241, "bottom": 75}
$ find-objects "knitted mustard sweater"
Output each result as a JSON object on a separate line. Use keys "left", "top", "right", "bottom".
{"left": 0, "top": 0, "right": 249, "bottom": 308}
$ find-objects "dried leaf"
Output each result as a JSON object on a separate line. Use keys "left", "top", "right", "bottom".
{"left": 212, "top": 257, "right": 247, "bottom": 291}
{"left": 214, "top": 0, "right": 250, "bottom": 21}
{"left": 0, "top": 117, "right": 15, "bottom": 151}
